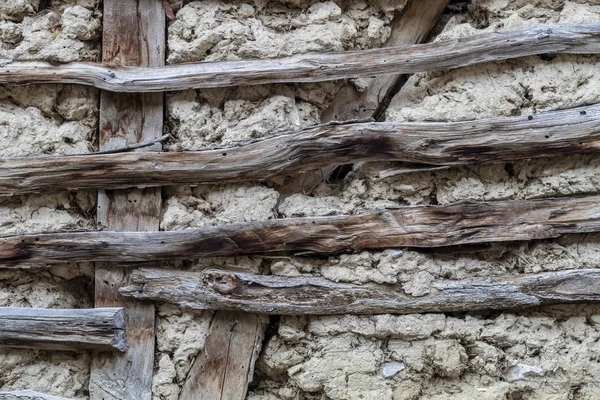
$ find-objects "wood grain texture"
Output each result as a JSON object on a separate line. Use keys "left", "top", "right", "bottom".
{"left": 0, "top": 23, "right": 599, "bottom": 92}
{"left": 0, "top": 391, "right": 76, "bottom": 400}
{"left": 2, "top": 195, "right": 600, "bottom": 266}
{"left": 121, "top": 268, "right": 600, "bottom": 315}
{"left": 2, "top": 102, "right": 599, "bottom": 195}
{"left": 0, "top": 307, "right": 126, "bottom": 351}
{"left": 179, "top": 312, "right": 267, "bottom": 400}
{"left": 288, "top": 0, "right": 449, "bottom": 194}
{"left": 89, "top": 1, "right": 164, "bottom": 399}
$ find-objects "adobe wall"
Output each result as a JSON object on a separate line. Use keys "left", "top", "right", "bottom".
{"left": 2, "top": 1, "right": 600, "bottom": 399}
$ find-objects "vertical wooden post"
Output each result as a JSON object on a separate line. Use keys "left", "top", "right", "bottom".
{"left": 89, "top": 1, "right": 165, "bottom": 399}
{"left": 180, "top": 312, "right": 268, "bottom": 400}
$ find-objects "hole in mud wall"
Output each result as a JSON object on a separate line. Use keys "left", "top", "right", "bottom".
{"left": 326, "top": 164, "right": 353, "bottom": 185}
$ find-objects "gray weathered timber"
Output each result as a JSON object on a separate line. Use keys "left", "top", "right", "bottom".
{"left": 121, "top": 268, "right": 600, "bottom": 315}
{"left": 0, "top": 307, "right": 126, "bottom": 351}
{"left": 0, "top": 391, "right": 76, "bottom": 400}
{"left": 1, "top": 103, "right": 599, "bottom": 195}
{"left": 287, "top": 0, "right": 449, "bottom": 194}
{"left": 0, "top": 23, "right": 599, "bottom": 92}
{"left": 2, "top": 195, "right": 600, "bottom": 266}
{"left": 89, "top": 0, "right": 164, "bottom": 399}
{"left": 178, "top": 312, "right": 267, "bottom": 400}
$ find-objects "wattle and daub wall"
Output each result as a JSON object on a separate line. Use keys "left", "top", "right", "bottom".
{"left": 2, "top": 1, "right": 600, "bottom": 399}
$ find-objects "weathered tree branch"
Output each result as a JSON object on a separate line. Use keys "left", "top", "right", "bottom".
{"left": 1, "top": 195, "right": 600, "bottom": 267}
{"left": 1, "top": 103, "right": 599, "bottom": 195}
{"left": 322, "top": 0, "right": 450, "bottom": 122}
{"left": 120, "top": 268, "right": 600, "bottom": 315}
{"left": 0, "top": 23, "right": 599, "bottom": 92}
{"left": 0, "top": 307, "right": 126, "bottom": 351}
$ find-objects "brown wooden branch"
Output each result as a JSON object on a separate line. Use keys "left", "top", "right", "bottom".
{"left": 1, "top": 103, "right": 599, "bottom": 195}
{"left": 0, "top": 307, "right": 126, "bottom": 351}
{"left": 322, "top": 0, "right": 449, "bottom": 122}
{"left": 0, "top": 23, "right": 599, "bottom": 92}
{"left": 2, "top": 195, "right": 600, "bottom": 267}
{"left": 120, "top": 268, "right": 600, "bottom": 315}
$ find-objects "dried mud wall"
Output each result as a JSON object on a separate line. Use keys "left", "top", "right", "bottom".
{"left": 161, "top": 1, "right": 600, "bottom": 400}
{"left": 245, "top": 2, "right": 600, "bottom": 399}
{"left": 156, "top": 1, "right": 409, "bottom": 398}
{"left": 0, "top": 0, "right": 100, "bottom": 397}
{"left": 2, "top": 1, "right": 600, "bottom": 399}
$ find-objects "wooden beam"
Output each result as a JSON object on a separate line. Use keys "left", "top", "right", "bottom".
{"left": 2, "top": 195, "right": 600, "bottom": 266}
{"left": 89, "top": 0, "right": 165, "bottom": 399}
{"left": 121, "top": 268, "right": 600, "bottom": 315}
{"left": 1, "top": 102, "right": 599, "bottom": 195}
{"left": 0, "top": 23, "right": 598, "bottom": 92}
{"left": 179, "top": 312, "right": 267, "bottom": 400}
{"left": 0, "top": 391, "right": 76, "bottom": 400}
{"left": 0, "top": 307, "right": 126, "bottom": 351}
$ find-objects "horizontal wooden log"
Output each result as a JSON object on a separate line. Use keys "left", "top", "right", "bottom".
{"left": 0, "top": 307, "right": 126, "bottom": 351}
{"left": 2, "top": 195, "right": 600, "bottom": 267}
{"left": 0, "top": 23, "right": 599, "bottom": 92}
{"left": 121, "top": 268, "right": 600, "bottom": 315}
{"left": 1, "top": 103, "right": 600, "bottom": 195}
{"left": 0, "top": 391, "right": 75, "bottom": 400}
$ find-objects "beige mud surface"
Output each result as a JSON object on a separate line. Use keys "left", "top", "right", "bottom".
{"left": 162, "top": 1, "right": 600, "bottom": 399}
{"left": 0, "top": 0, "right": 99, "bottom": 397}
{"left": 2, "top": 0, "right": 600, "bottom": 399}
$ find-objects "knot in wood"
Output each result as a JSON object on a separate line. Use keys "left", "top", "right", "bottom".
{"left": 537, "top": 28, "right": 553, "bottom": 39}
{"left": 209, "top": 273, "right": 240, "bottom": 294}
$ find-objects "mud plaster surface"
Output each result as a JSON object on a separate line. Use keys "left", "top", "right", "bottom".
{"left": 1, "top": 0, "right": 600, "bottom": 399}
{"left": 156, "top": 1, "right": 410, "bottom": 398}
{"left": 158, "top": 1, "right": 600, "bottom": 400}
{"left": 0, "top": 0, "right": 100, "bottom": 397}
